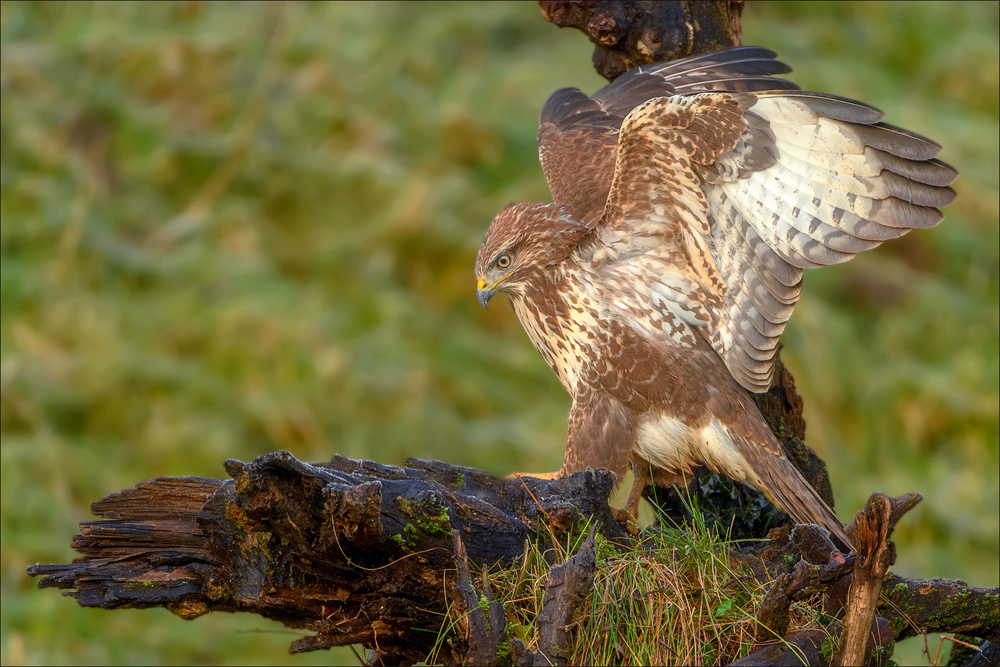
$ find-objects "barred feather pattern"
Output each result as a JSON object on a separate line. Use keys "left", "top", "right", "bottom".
{"left": 707, "top": 92, "right": 956, "bottom": 389}
{"left": 576, "top": 86, "right": 957, "bottom": 392}
{"left": 477, "top": 47, "right": 957, "bottom": 549}
{"left": 537, "top": 48, "right": 956, "bottom": 391}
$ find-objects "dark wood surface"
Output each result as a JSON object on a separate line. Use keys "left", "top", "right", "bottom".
{"left": 539, "top": 1, "right": 744, "bottom": 82}
{"left": 27, "top": 451, "right": 998, "bottom": 665}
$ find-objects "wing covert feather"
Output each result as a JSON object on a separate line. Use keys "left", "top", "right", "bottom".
{"left": 578, "top": 82, "right": 955, "bottom": 392}
{"left": 538, "top": 47, "right": 797, "bottom": 226}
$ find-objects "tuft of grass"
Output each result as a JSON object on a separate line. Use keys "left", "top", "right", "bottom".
{"left": 572, "top": 527, "right": 765, "bottom": 665}
{"left": 448, "top": 501, "right": 834, "bottom": 667}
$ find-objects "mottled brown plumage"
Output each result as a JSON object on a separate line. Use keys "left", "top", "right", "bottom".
{"left": 475, "top": 47, "right": 957, "bottom": 547}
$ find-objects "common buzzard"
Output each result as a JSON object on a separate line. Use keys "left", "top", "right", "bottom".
{"left": 474, "top": 47, "right": 957, "bottom": 546}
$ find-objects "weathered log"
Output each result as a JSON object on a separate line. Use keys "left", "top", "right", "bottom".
{"left": 28, "top": 452, "right": 997, "bottom": 665}
{"left": 737, "top": 521, "right": 997, "bottom": 649}
{"left": 27, "top": 451, "right": 623, "bottom": 663}
{"left": 733, "top": 619, "right": 895, "bottom": 667}
{"left": 753, "top": 548, "right": 854, "bottom": 644}
{"left": 731, "top": 629, "right": 830, "bottom": 667}
{"left": 741, "top": 524, "right": 895, "bottom": 666}
{"left": 539, "top": 0, "right": 744, "bottom": 81}
{"left": 749, "top": 519, "right": 999, "bottom": 645}
{"left": 879, "top": 575, "right": 1000, "bottom": 644}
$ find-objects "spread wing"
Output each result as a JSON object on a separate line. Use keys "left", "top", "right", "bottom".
{"left": 539, "top": 47, "right": 799, "bottom": 226}
{"left": 583, "top": 90, "right": 957, "bottom": 392}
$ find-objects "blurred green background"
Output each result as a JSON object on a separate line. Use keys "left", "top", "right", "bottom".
{"left": 1, "top": 2, "right": 996, "bottom": 665}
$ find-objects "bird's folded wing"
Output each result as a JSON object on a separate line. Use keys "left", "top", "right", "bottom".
{"left": 588, "top": 91, "right": 957, "bottom": 392}
{"left": 538, "top": 47, "right": 798, "bottom": 226}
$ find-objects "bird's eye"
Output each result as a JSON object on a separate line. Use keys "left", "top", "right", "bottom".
{"left": 497, "top": 254, "right": 512, "bottom": 269}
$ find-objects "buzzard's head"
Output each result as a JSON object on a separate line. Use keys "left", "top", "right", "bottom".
{"left": 475, "top": 202, "right": 586, "bottom": 308}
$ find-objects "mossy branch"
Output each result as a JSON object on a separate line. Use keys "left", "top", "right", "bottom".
{"left": 27, "top": 451, "right": 998, "bottom": 665}
{"left": 27, "top": 451, "right": 622, "bottom": 665}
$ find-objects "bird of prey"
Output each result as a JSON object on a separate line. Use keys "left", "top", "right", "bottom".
{"left": 474, "top": 47, "right": 956, "bottom": 547}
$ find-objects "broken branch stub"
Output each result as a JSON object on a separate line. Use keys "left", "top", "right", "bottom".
{"left": 538, "top": 0, "right": 744, "bottom": 82}
{"left": 533, "top": 527, "right": 598, "bottom": 666}
{"left": 835, "top": 492, "right": 920, "bottom": 666}
{"left": 451, "top": 531, "right": 508, "bottom": 666}
{"left": 27, "top": 458, "right": 999, "bottom": 666}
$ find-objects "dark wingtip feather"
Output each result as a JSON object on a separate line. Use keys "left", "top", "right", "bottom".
{"left": 869, "top": 148, "right": 959, "bottom": 187}
{"left": 675, "top": 77, "right": 801, "bottom": 93}
{"left": 646, "top": 46, "right": 783, "bottom": 73}
{"left": 881, "top": 171, "right": 958, "bottom": 207}
{"left": 869, "top": 198, "right": 945, "bottom": 229}
{"left": 759, "top": 91, "right": 886, "bottom": 124}
{"left": 656, "top": 57, "right": 795, "bottom": 78}
{"left": 541, "top": 87, "right": 623, "bottom": 131}
{"left": 856, "top": 122, "right": 943, "bottom": 161}
{"left": 928, "top": 157, "right": 958, "bottom": 174}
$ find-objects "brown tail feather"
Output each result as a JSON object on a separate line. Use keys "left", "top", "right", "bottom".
{"left": 733, "top": 433, "right": 854, "bottom": 551}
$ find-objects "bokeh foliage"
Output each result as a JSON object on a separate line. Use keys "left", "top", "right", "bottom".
{"left": 1, "top": 2, "right": 996, "bottom": 665}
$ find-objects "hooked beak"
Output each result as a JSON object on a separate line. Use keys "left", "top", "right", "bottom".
{"left": 476, "top": 277, "right": 496, "bottom": 309}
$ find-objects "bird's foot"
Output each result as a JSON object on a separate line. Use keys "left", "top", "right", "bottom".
{"left": 505, "top": 471, "right": 562, "bottom": 481}
{"left": 616, "top": 462, "right": 651, "bottom": 536}
{"left": 613, "top": 506, "right": 641, "bottom": 536}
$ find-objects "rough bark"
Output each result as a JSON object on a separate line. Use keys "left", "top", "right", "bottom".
{"left": 531, "top": 528, "right": 597, "bottom": 666}
{"left": 733, "top": 619, "right": 894, "bottom": 667}
{"left": 28, "top": 451, "right": 621, "bottom": 664}
{"left": 452, "top": 532, "right": 508, "bottom": 666}
{"left": 27, "top": 453, "right": 998, "bottom": 665}
{"left": 834, "top": 493, "right": 922, "bottom": 666}
{"left": 879, "top": 575, "right": 1000, "bottom": 644}
{"left": 753, "top": 544, "right": 854, "bottom": 644}
{"left": 730, "top": 630, "right": 830, "bottom": 667}
{"left": 538, "top": 0, "right": 744, "bottom": 81}
{"left": 742, "top": 524, "right": 896, "bottom": 667}
{"left": 730, "top": 523, "right": 998, "bottom": 667}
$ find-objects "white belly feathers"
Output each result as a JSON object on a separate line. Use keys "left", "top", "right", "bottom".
{"left": 634, "top": 414, "right": 761, "bottom": 486}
